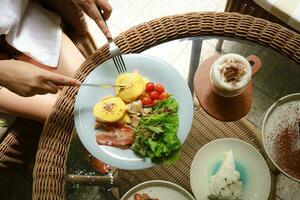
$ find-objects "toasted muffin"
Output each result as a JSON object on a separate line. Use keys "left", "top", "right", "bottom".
{"left": 115, "top": 73, "right": 145, "bottom": 102}
{"left": 117, "top": 113, "right": 131, "bottom": 124}
{"left": 93, "top": 96, "right": 126, "bottom": 122}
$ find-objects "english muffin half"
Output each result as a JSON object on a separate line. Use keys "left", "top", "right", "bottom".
{"left": 93, "top": 96, "right": 126, "bottom": 122}
{"left": 115, "top": 73, "right": 145, "bottom": 102}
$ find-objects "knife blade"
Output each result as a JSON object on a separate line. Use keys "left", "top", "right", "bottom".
{"left": 80, "top": 83, "right": 125, "bottom": 88}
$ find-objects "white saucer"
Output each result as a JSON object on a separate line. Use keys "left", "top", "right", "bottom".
{"left": 190, "top": 138, "right": 271, "bottom": 200}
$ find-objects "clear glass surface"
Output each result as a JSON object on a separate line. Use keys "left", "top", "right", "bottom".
{"left": 65, "top": 36, "right": 300, "bottom": 199}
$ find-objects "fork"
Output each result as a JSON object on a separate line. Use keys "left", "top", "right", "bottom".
{"left": 108, "top": 39, "right": 127, "bottom": 74}
{"left": 100, "top": 12, "right": 127, "bottom": 74}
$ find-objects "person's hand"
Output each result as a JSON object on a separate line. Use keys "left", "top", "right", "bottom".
{"left": 0, "top": 60, "right": 81, "bottom": 97}
{"left": 72, "top": 0, "right": 112, "bottom": 39}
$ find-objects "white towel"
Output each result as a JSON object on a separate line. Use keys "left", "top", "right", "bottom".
{"left": 0, "top": 0, "right": 62, "bottom": 67}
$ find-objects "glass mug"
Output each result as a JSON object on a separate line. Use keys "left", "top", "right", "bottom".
{"left": 210, "top": 53, "right": 260, "bottom": 97}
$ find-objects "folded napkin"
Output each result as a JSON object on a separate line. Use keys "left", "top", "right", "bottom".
{"left": 0, "top": 0, "right": 62, "bottom": 67}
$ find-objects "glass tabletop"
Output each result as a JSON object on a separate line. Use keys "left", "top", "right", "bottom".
{"left": 65, "top": 36, "right": 300, "bottom": 199}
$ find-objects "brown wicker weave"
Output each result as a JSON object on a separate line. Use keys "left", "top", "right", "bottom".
{"left": 0, "top": 0, "right": 96, "bottom": 173}
{"left": 0, "top": 118, "right": 43, "bottom": 171}
{"left": 225, "top": 0, "right": 299, "bottom": 33}
{"left": 33, "top": 12, "right": 300, "bottom": 200}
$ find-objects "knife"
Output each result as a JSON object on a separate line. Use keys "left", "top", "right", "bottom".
{"left": 80, "top": 83, "right": 126, "bottom": 88}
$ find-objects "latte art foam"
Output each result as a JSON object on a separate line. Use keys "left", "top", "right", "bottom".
{"left": 210, "top": 54, "right": 252, "bottom": 97}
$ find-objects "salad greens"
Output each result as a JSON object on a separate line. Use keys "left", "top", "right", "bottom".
{"left": 132, "top": 97, "right": 181, "bottom": 164}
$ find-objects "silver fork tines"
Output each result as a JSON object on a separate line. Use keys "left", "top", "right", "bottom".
{"left": 113, "top": 54, "right": 127, "bottom": 74}
{"left": 109, "top": 40, "right": 127, "bottom": 74}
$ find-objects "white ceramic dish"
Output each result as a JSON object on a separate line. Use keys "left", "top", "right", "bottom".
{"left": 190, "top": 138, "right": 271, "bottom": 200}
{"left": 121, "top": 180, "right": 195, "bottom": 200}
{"left": 74, "top": 54, "right": 194, "bottom": 170}
{"left": 262, "top": 93, "right": 300, "bottom": 182}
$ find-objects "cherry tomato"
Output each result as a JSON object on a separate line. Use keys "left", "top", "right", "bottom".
{"left": 141, "top": 96, "right": 152, "bottom": 105}
{"left": 149, "top": 91, "right": 160, "bottom": 100}
{"left": 155, "top": 83, "right": 164, "bottom": 93}
{"left": 152, "top": 99, "right": 159, "bottom": 106}
{"left": 142, "top": 92, "right": 150, "bottom": 98}
{"left": 145, "top": 82, "right": 155, "bottom": 92}
{"left": 159, "top": 92, "right": 168, "bottom": 100}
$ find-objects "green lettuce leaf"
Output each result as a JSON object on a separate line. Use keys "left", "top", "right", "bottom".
{"left": 132, "top": 97, "right": 181, "bottom": 164}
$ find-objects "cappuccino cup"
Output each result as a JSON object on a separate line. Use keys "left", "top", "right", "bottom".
{"left": 210, "top": 54, "right": 252, "bottom": 97}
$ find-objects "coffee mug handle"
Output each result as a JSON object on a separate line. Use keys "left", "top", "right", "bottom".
{"left": 247, "top": 55, "right": 262, "bottom": 76}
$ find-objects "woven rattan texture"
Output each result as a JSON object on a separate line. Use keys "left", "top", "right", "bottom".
{"left": 33, "top": 12, "right": 300, "bottom": 199}
{"left": 0, "top": 118, "right": 43, "bottom": 171}
{"left": 117, "top": 104, "right": 274, "bottom": 197}
{"left": 225, "top": 0, "right": 299, "bottom": 33}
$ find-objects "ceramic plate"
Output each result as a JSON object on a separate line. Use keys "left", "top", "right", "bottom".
{"left": 74, "top": 54, "right": 193, "bottom": 170}
{"left": 121, "top": 180, "right": 195, "bottom": 200}
{"left": 190, "top": 138, "right": 271, "bottom": 200}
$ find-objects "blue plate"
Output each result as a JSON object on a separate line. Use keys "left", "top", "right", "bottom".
{"left": 74, "top": 54, "right": 194, "bottom": 170}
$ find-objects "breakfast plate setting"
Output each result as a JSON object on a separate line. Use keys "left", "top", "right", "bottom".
{"left": 190, "top": 138, "right": 271, "bottom": 200}
{"left": 74, "top": 54, "right": 194, "bottom": 170}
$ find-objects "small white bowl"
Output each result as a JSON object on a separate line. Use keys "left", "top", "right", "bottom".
{"left": 121, "top": 180, "right": 195, "bottom": 200}
{"left": 190, "top": 138, "right": 271, "bottom": 200}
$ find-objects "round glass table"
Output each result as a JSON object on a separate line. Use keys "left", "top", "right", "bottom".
{"left": 32, "top": 12, "right": 300, "bottom": 200}
{"left": 64, "top": 36, "right": 300, "bottom": 199}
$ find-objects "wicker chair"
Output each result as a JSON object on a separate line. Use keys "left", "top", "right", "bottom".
{"left": 0, "top": 0, "right": 96, "bottom": 172}
{"left": 224, "top": 0, "right": 300, "bottom": 32}
{"left": 32, "top": 12, "right": 300, "bottom": 200}
{"left": 216, "top": 0, "right": 300, "bottom": 51}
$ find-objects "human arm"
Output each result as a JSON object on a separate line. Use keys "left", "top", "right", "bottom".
{"left": 72, "top": 0, "right": 112, "bottom": 39}
{"left": 0, "top": 60, "right": 81, "bottom": 97}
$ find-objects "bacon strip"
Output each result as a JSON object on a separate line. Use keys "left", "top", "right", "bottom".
{"left": 96, "top": 125, "right": 134, "bottom": 147}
